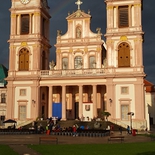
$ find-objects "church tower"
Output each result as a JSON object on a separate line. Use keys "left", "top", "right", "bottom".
{"left": 6, "top": 0, "right": 51, "bottom": 121}
{"left": 105, "top": 0, "right": 146, "bottom": 127}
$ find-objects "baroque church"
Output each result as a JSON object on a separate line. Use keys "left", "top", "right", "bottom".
{"left": 4, "top": 0, "right": 149, "bottom": 130}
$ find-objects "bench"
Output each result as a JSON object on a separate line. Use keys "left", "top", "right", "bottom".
{"left": 39, "top": 136, "right": 58, "bottom": 144}
{"left": 108, "top": 136, "right": 124, "bottom": 143}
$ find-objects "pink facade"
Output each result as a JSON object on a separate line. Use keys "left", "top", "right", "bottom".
{"left": 5, "top": 0, "right": 147, "bottom": 129}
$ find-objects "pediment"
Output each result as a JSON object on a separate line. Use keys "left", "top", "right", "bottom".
{"left": 66, "top": 10, "right": 91, "bottom": 20}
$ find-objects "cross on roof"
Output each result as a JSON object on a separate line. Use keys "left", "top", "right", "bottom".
{"left": 75, "top": 0, "right": 83, "bottom": 10}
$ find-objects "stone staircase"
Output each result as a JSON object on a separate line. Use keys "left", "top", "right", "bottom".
{"left": 20, "top": 119, "right": 124, "bottom": 131}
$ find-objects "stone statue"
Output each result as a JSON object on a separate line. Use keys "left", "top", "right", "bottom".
{"left": 63, "top": 61, "right": 68, "bottom": 70}
{"left": 57, "top": 30, "right": 62, "bottom": 37}
{"left": 96, "top": 27, "right": 101, "bottom": 34}
{"left": 49, "top": 60, "right": 55, "bottom": 70}
{"left": 76, "top": 27, "right": 81, "bottom": 38}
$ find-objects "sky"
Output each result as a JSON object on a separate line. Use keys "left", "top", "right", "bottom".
{"left": 0, "top": 0, "right": 155, "bottom": 84}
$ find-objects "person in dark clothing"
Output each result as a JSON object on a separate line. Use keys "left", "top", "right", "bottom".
{"left": 119, "top": 126, "right": 122, "bottom": 135}
{"left": 127, "top": 125, "right": 130, "bottom": 134}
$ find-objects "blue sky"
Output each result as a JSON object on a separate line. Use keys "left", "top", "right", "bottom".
{"left": 0, "top": 0, "right": 155, "bottom": 84}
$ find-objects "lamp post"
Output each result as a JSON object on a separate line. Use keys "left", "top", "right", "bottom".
{"left": 127, "top": 112, "right": 134, "bottom": 131}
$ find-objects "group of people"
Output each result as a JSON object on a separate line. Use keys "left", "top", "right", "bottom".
{"left": 118, "top": 125, "right": 131, "bottom": 135}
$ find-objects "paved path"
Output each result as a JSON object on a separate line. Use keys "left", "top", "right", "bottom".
{"left": 0, "top": 131, "right": 152, "bottom": 155}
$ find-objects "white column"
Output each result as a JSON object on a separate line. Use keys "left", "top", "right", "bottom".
{"left": 61, "top": 86, "right": 66, "bottom": 120}
{"left": 93, "top": 85, "right": 97, "bottom": 118}
{"left": 48, "top": 86, "right": 53, "bottom": 118}
{"left": 79, "top": 85, "right": 83, "bottom": 118}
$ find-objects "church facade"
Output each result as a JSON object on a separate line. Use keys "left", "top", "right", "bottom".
{"left": 6, "top": 0, "right": 147, "bottom": 129}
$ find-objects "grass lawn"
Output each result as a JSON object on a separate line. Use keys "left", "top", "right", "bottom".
{"left": 0, "top": 145, "right": 18, "bottom": 155}
{"left": 29, "top": 142, "right": 155, "bottom": 155}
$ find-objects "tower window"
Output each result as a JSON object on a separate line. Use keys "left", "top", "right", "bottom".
{"left": 1, "top": 93, "right": 6, "bottom": 103}
{"left": 118, "top": 6, "right": 129, "bottom": 28}
{"left": 19, "top": 48, "right": 29, "bottom": 71}
{"left": 42, "top": 17, "right": 47, "bottom": 38}
{"left": 118, "top": 42, "right": 130, "bottom": 67}
{"left": 42, "top": 51, "right": 46, "bottom": 70}
{"left": 21, "top": 14, "right": 30, "bottom": 34}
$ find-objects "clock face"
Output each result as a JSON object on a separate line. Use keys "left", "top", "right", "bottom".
{"left": 20, "top": 0, "right": 31, "bottom": 5}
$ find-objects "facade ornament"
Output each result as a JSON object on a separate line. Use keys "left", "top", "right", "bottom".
{"left": 120, "top": 36, "right": 128, "bottom": 41}
{"left": 57, "top": 30, "right": 62, "bottom": 37}
{"left": 63, "top": 61, "right": 68, "bottom": 69}
{"left": 68, "top": 12, "right": 70, "bottom": 16}
{"left": 92, "top": 60, "right": 96, "bottom": 68}
{"left": 96, "top": 27, "right": 101, "bottom": 34}
{"left": 76, "top": 27, "right": 81, "bottom": 38}
{"left": 49, "top": 60, "right": 55, "bottom": 70}
{"left": 75, "top": 0, "right": 83, "bottom": 10}
{"left": 21, "top": 42, "right": 27, "bottom": 47}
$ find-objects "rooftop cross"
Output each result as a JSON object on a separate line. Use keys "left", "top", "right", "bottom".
{"left": 75, "top": 0, "right": 83, "bottom": 10}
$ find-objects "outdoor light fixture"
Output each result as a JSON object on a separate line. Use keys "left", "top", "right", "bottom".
{"left": 109, "top": 98, "right": 112, "bottom": 103}
{"left": 127, "top": 112, "right": 134, "bottom": 130}
{"left": 32, "top": 100, "right": 35, "bottom": 104}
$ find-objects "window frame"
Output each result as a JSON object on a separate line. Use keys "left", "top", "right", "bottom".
{"left": 1, "top": 93, "right": 6, "bottom": 103}
{"left": 20, "top": 89, "right": 26, "bottom": 96}
{"left": 19, "top": 48, "right": 29, "bottom": 71}
{"left": 121, "top": 86, "right": 129, "bottom": 94}
{"left": 118, "top": 6, "right": 129, "bottom": 28}
{"left": 21, "top": 14, "right": 30, "bottom": 35}
{"left": 74, "top": 56, "right": 83, "bottom": 69}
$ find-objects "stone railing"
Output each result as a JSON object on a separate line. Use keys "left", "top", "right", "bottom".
{"left": 40, "top": 68, "right": 105, "bottom": 77}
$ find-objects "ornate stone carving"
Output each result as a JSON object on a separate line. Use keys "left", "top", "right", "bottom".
{"left": 57, "top": 30, "right": 62, "bottom": 37}
{"left": 49, "top": 60, "right": 55, "bottom": 70}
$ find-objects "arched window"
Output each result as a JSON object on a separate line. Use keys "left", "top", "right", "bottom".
{"left": 76, "top": 27, "right": 81, "bottom": 38}
{"left": 42, "top": 51, "right": 46, "bottom": 70}
{"left": 19, "top": 48, "right": 29, "bottom": 71}
{"left": 74, "top": 56, "right": 82, "bottom": 69}
{"left": 118, "top": 42, "right": 130, "bottom": 67}
{"left": 89, "top": 56, "right": 96, "bottom": 68}
{"left": 62, "top": 57, "right": 68, "bottom": 70}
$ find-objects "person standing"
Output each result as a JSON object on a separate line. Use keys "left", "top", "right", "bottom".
{"left": 72, "top": 125, "right": 77, "bottom": 137}
{"left": 127, "top": 125, "right": 130, "bottom": 134}
{"left": 119, "top": 126, "right": 122, "bottom": 135}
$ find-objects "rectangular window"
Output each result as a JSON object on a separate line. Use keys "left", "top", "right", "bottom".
{"left": 121, "top": 105, "right": 129, "bottom": 120}
{"left": 1, "top": 93, "right": 6, "bottom": 103}
{"left": 19, "top": 106, "right": 26, "bottom": 120}
{"left": 118, "top": 6, "right": 129, "bottom": 28}
{"left": 121, "top": 87, "right": 129, "bottom": 94}
{"left": 21, "top": 14, "right": 29, "bottom": 34}
{"left": 42, "top": 17, "right": 46, "bottom": 37}
{"left": 20, "top": 89, "right": 26, "bottom": 96}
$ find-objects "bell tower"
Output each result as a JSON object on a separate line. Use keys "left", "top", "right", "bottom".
{"left": 105, "top": 0, "right": 144, "bottom": 70}
{"left": 6, "top": 0, "right": 51, "bottom": 120}
{"left": 104, "top": 0, "right": 146, "bottom": 125}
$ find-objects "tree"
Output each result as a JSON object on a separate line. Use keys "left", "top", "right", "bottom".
{"left": 102, "top": 111, "right": 111, "bottom": 121}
